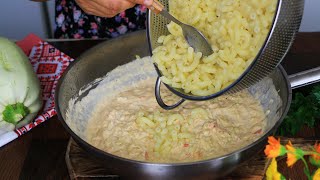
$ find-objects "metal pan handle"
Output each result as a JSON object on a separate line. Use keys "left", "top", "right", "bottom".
{"left": 289, "top": 66, "right": 320, "bottom": 89}
{"left": 155, "top": 77, "right": 185, "bottom": 110}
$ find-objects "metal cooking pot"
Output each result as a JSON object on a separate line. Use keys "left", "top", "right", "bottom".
{"left": 55, "top": 30, "right": 315, "bottom": 179}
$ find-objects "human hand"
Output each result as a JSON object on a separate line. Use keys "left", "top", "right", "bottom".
{"left": 75, "top": 0, "right": 153, "bottom": 18}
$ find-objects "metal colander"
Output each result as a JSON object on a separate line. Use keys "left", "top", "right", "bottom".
{"left": 147, "top": 0, "right": 305, "bottom": 110}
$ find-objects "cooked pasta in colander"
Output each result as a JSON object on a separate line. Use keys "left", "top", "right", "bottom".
{"left": 152, "top": 0, "right": 277, "bottom": 96}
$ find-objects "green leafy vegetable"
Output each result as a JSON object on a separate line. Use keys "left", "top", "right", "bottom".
{"left": 278, "top": 84, "right": 320, "bottom": 136}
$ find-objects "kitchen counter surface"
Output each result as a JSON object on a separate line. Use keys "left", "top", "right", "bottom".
{"left": 0, "top": 32, "right": 319, "bottom": 179}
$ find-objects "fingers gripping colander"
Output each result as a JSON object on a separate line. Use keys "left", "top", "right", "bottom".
{"left": 147, "top": 0, "right": 305, "bottom": 110}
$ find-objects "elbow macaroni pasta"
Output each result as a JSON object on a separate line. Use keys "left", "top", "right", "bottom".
{"left": 136, "top": 110, "right": 194, "bottom": 156}
{"left": 152, "top": 0, "right": 277, "bottom": 96}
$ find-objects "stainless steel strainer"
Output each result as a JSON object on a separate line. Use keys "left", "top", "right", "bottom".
{"left": 147, "top": 0, "right": 305, "bottom": 110}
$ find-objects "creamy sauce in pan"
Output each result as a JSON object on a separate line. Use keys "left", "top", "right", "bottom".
{"left": 85, "top": 78, "right": 266, "bottom": 163}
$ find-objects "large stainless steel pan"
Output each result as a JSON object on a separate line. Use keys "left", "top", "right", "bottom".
{"left": 55, "top": 30, "right": 313, "bottom": 179}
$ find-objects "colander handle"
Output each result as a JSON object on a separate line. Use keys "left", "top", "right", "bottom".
{"left": 155, "top": 77, "right": 185, "bottom": 110}
{"left": 147, "top": 0, "right": 164, "bottom": 14}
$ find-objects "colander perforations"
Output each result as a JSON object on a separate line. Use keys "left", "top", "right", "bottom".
{"left": 148, "top": 0, "right": 305, "bottom": 100}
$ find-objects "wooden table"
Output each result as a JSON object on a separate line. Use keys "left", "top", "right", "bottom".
{"left": 0, "top": 32, "right": 319, "bottom": 180}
